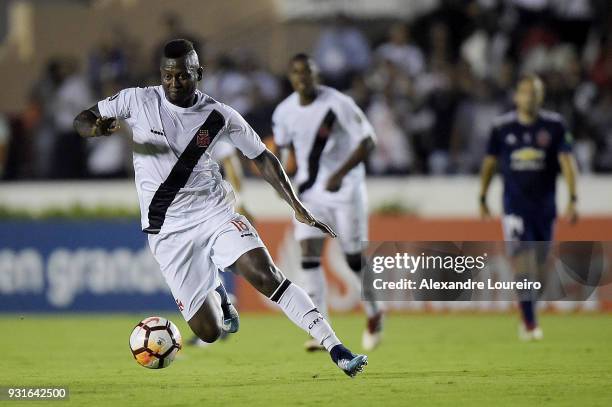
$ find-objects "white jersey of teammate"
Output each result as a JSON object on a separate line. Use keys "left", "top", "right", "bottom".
{"left": 272, "top": 85, "right": 375, "bottom": 203}
{"left": 98, "top": 86, "right": 266, "bottom": 320}
{"left": 272, "top": 85, "right": 375, "bottom": 252}
{"left": 98, "top": 86, "right": 265, "bottom": 234}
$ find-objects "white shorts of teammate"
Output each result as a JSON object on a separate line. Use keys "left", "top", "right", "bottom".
{"left": 293, "top": 186, "right": 368, "bottom": 253}
{"left": 148, "top": 213, "right": 264, "bottom": 321}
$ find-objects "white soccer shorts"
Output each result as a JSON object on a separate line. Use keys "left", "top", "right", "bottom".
{"left": 148, "top": 213, "right": 264, "bottom": 321}
{"left": 293, "top": 187, "right": 368, "bottom": 254}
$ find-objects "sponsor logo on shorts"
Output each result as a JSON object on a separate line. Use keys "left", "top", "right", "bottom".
{"left": 175, "top": 298, "right": 184, "bottom": 312}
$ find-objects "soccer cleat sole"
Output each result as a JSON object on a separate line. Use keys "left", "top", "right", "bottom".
{"left": 344, "top": 355, "right": 368, "bottom": 378}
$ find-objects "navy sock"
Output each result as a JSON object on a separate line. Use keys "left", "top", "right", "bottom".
{"left": 519, "top": 301, "right": 536, "bottom": 330}
{"left": 215, "top": 282, "right": 231, "bottom": 316}
{"left": 330, "top": 344, "right": 353, "bottom": 363}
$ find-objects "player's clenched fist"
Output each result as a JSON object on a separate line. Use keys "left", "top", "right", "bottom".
{"left": 91, "top": 117, "right": 120, "bottom": 137}
{"left": 565, "top": 201, "right": 578, "bottom": 224}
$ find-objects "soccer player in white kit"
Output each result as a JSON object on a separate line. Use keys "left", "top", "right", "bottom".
{"left": 73, "top": 39, "right": 367, "bottom": 377}
{"left": 272, "top": 54, "right": 383, "bottom": 351}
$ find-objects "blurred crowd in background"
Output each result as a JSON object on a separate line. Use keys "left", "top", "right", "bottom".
{"left": 1, "top": 0, "right": 612, "bottom": 180}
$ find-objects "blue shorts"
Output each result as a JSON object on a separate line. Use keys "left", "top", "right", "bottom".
{"left": 502, "top": 212, "right": 555, "bottom": 263}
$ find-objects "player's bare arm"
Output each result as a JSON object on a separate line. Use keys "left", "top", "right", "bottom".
{"left": 275, "top": 143, "right": 298, "bottom": 178}
{"left": 73, "top": 105, "right": 120, "bottom": 138}
{"left": 253, "top": 149, "right": 336, "bottom": 237}
{"left": 326, "top": 136, "right": 375, "bottom": 192}
{"left": 558, "top": 152, "right": 578, "bottom": 224}
{"left": 478, "top": 155, "right": 497, "bottom": 219}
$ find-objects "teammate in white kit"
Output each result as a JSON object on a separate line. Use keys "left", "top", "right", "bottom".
{"left": 73, "top": 39, "right": 367, "bottom": 377}
{"left": 272, "top": 54, "right": 383, "bottom": 351}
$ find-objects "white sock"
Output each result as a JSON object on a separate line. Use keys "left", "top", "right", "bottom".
{"left": 364, "top": 300, "right": 382, "bottom": 318}
{"left": 270, "top": 279, "right": 341, "bottom": 351}
{"left": 348, "top": 263, "right": 384, "bottom": 318}
{"left": 301, "top": 263, "right": 328, "bottom": 319}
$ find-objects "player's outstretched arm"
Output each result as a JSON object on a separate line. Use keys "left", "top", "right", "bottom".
{"left": 73, "top": 105, "right": 120, "bottom": 138}
{"left": 478, "top": 155, "right": 497, "bottom": 219}
{"left": 559, "top": 152, "right": 578, "bottom": 224}
{"left": 253, "top": 149, "right": 336, "bottom": 237}
{"left": 326, "top": 137, "right": 375, "bottom": 192}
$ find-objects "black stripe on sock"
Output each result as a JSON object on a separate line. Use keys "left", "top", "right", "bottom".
{"left": 346, "top": 256, "right": 365, "bottom": 272}
{"left": 297, "top": 109, "right": 336, "bottom": 194}
{"left": 270, "top": 279, "right": 292, "bottom": 303}
{"left": 302, "top": 260, "right": 321, "bottom": 269}
{"left": 304, "top": 307, "right": 319, "bottom": 316}
{"left": 143, "top": 109, "right": 225, "bottom": 234}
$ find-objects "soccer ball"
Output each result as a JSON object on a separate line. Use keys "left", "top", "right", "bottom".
{"left": 129, "top": 316, "right": 182, "bottom": 369}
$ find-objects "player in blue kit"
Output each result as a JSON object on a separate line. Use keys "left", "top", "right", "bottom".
{"left": 478, "top": 74, "right": 579, "bottom": 340}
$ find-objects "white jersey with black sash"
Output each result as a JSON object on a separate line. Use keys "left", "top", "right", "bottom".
{"left": 98, "top": 86, "right": 265, "bottom": 234}
{"left": 272, "top": 85, "right": 375, "bottom": 203}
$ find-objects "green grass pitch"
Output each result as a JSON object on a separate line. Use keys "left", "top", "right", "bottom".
{"left": 2, "top": 313, "right": 611, "bottom": 406}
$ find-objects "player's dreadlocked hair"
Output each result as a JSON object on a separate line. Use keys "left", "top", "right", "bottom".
{"left": 163, "top": 39, "right": 195, "bottom": 59}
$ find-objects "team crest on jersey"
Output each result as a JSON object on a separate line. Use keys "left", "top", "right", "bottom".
{"left": 537, "top": 130, "right": 551, "bottom": 147}
{"left": 505, "top": 133, "right": 517, "bottom": 145}
{"left": 197, "top": 129, "right": 211, "bottom": 148}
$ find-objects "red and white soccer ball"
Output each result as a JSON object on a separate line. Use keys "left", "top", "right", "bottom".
{"left": 129, "top": 316, "right": 183, "bottom": 369}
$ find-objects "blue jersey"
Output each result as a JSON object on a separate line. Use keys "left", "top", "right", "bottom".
{"left": 486, "top": 110, "right": 573, "bottom": 220}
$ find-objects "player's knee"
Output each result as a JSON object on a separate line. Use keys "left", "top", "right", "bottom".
{"left": 345, "top": 253, "right": 364, "bottom": 273}
{"left": 199, "top": 328, "right": 222, "bottom": 344}
{"left": 190, "top": 321, "right": 222, "bottom": 343}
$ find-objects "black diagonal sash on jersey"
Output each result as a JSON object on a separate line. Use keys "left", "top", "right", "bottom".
{"left": 143, "top": 110, "right": 225, "bottom": 234}
{"left": 297, "top": 109, "right": 336, "bottom": 194}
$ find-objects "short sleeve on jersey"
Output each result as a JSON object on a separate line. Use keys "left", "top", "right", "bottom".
{"left": 272, "top": 107, "right": 291, "bottom": 147}
{"left": 486, "top": 126, "right": 501, "bottom": 156}
{"left": 97, "top": 88, "right": 138, "bottom": 120}
{"left": 225, "top": 107, "right": 266, "bottom": 159}
{"left": 335, "top": 95, "right": 376, "bottom": 143}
